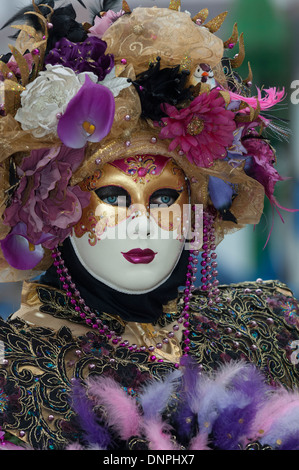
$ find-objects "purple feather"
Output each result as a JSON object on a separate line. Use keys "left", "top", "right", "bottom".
{"left": 280, "top": 434, "right": 299, "bottom": 450}
{"left": 71, "top": 380, "right": 110, "bottom": 448}
{"left": 230, "top": 363, "right": 270, "bottom": 399}
{"left": 211, "top": 365, "right": 270, "bottom": 449}
{"left": 139, "top": 370, "right": 181, "bottom": 419}
{"left": 180, "top": 356, "right": 199, "bottom": 399}
{"left": 194, "top": 362, "right": 253, "bottom": 433}
{"left": 173, "top": 358, "right": 201, "bottom": 440}
{"left": 213, "top": 402, "right": 259, "bottom": 450}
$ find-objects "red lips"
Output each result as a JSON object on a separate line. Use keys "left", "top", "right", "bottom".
{"left": 121, "top": 248, "right": 157, "bottom": 264}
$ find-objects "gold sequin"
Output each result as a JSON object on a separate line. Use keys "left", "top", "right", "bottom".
{"left": 204, "top": 12, "right": 228, "bottom": 33}
{"left": 169, "top": 0, "right": 181, "bottom": 11}
{"left": 180, "top": 55, "right": 192, "bottom": 72}
{"left": 192, "top": 9, "right": 209, "bottom": 24}
{"left": 230, "top": 33, "right": 246, "bottom": 69}
{"left": 224, "top": 23, "right": 239, "bottom": 49}
{"left": 122, "top": 0, "right": 131, "bottom": 13}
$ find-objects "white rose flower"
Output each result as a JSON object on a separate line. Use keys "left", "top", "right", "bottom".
{"left": 15, "top": 65, "right": 98, "bottom": 139}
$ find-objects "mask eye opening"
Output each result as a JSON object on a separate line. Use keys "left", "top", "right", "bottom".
{"left": 95, "top": 185, "right": 132, "bottom": 207}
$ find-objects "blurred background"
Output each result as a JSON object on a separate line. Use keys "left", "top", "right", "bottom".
{"left": 0, "top": 0, "right": 299, "bottom": 319}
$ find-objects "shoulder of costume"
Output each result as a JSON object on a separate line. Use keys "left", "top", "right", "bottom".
{"left": 189, "top": 279, "right": 298, "bottom": 327}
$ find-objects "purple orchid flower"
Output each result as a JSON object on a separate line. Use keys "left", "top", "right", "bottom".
{"left": 57, "top": 75, "right": 115, "bottom": 149}
{"left": 0, "top": 223, "right": 55, "bottom": 270}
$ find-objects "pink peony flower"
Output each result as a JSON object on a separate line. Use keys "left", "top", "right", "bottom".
{"left": 158, "top": 89, "right": 237, "bottom": 168}
{"left": 88, "top": 10, "right": 125, "bottom": 39}
{"left": 3, "top": 145, "right": 90, "bottom": 250}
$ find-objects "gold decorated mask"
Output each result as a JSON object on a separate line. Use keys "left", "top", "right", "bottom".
{"left": 75, "top": 155, "right": 189, "bottom": 245}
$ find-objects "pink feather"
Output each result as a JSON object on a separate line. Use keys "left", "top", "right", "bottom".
{"left": 0, "top": 443, "right": 28, "bottom": 450}
{"left": 86, "top": 376, "right": 142, "bottom": 441}
{"left": 142, "top": 418, "right": 181, "bottom": 451}
{"left": 229, "top": 87, "right": 285, "bottom": 112}
{"left": 66, "top": 442, "right": 84, "bottom": 450}
{"left": 189, "top": 432, "right": 211, "bottom": 450}
{"left": 248, "top": 388, "right": 299, "bottom": 440}
{"left": 66, "top": 442, "right": 106, "bottom": 450}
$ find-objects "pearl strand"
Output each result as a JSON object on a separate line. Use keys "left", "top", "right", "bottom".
{"left": 51, "top": 247, "right": 199, "bottom": 365}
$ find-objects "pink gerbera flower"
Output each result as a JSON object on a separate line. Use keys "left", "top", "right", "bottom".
{"left": 158, "top": 89, "right": 236, "bottom": 168}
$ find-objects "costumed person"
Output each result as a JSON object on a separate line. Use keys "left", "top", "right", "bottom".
{"left": 0, "top": 0, "right": 298, "bottom": 451}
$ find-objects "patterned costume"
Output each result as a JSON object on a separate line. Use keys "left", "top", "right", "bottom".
{"left": 0, "top": 0, "right": 298, "bottom": 451}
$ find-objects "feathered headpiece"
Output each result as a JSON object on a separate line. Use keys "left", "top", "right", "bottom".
{"left": 0, "top": 0, "right": 294, "bottom": 281}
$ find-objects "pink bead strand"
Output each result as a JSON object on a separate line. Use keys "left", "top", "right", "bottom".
{"left": 200, "top": 210, "right": 220, "bottom": 304}
{"left": 51, "top": 245, "right": 200, "bottom": 364}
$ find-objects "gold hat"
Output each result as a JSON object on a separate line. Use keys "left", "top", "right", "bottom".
{"left": 0, "top": 0, "right": 287, "bottom": 281}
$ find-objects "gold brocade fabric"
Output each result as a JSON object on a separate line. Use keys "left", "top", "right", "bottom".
{"left": 124, "top": 322, "right": 182, "bottom": 363}
{"left": 0, "top": 279, "right": 298, "bottom": 450}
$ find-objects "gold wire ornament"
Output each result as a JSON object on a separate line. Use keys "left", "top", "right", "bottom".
{"left": 1, "top": 80, "right": 25, "bottom": 116}
{"left": 8, "top": 45, "right": 30, "bottom": 87}
{"left": 230, "top": 33, "right": 245, "bottom": 69}
{"left": 224, "top": 23, "right": 239, "bottom": 49}
{"left": 204, "top": 12, "right": 228, "bottom": 33}
{"left": 192, "top": 9, "right": 209, "bottom": 24}
{"left": 235, "top": 99, "right": 261, "bottom": 123}
{"left": 122, "top": 1, "right": 131, "bottom": 13}
{"left": 243, "top": 62, "right": 253, "bottom": 86}
{"left": 6, "top": 1, "right": 51, "bottom": 88}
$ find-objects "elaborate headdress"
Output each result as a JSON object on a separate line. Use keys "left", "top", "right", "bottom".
{"left": 0, "top": 0, "right": 292, "bottom": 282}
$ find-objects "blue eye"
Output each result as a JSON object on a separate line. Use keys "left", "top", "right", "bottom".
{"left": 149, "top": 189, "right": 180, "bottom": 207}
{"left": 161, "top": 196, "right": 171, "bottom": 204}
{"left": 106, "top": 196, "right": 117, "bottom": 204}
{"left": 95, "top": 186, "right": 131, "bottom": 207}
{"left": 102, "top": 195, "right": 127, "bottom": 206}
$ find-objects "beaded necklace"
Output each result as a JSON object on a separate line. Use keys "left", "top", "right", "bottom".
{"left": 51, "top": 209, "right": 219, "bottom": 366}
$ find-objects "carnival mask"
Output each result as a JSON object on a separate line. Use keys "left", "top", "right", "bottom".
{"left": 71, "top": 155, "right": 190, "bottom": 294}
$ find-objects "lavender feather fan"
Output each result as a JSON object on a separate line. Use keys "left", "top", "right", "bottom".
{"left": 67, "top": 361, "right": 299, "bottom": 451}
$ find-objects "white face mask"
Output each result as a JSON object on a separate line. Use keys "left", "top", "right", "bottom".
{"left": 71, "top": 155, "right": 190, "bottom": 294}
